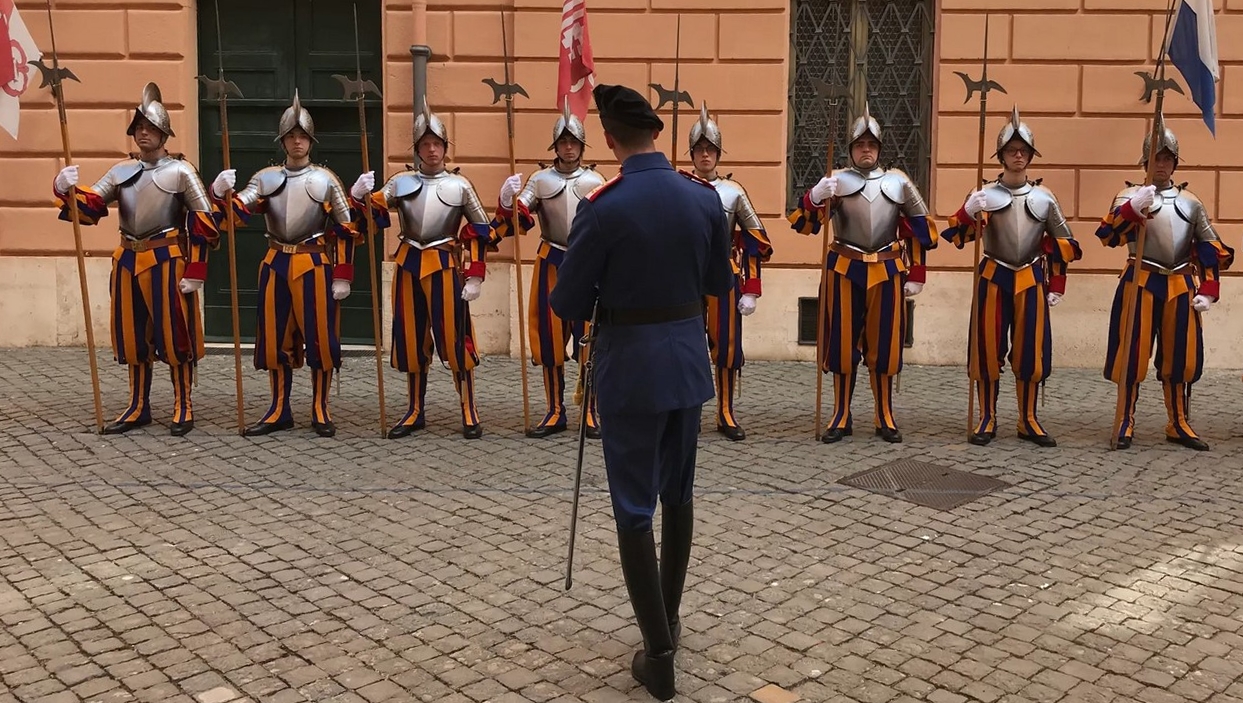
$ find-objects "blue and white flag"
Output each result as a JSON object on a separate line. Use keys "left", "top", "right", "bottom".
{"left": 1166, "top": 0, "right": 1220, "bottom": 135}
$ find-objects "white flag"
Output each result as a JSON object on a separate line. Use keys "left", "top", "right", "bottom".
{"left": 1, "top": 0, "right": 44, "bottom": 139}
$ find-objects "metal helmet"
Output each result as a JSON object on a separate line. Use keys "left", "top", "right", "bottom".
{"left": 1140, "top": 115, "right": 1179, "bottom": 164}
{"left": 686, "top": 101, "right": 723, "bottom": 154}
{"left": 848, "top": 102, "right": 882, "bottom": 145}
{"left": 126, "top": 82, "right": 175, "bottom": 138}
{"left": 549, "top": 96, "right": 587, "bottom": 151}
{"left": 413, "top": 97, "right": 450, "bottom": 147}
{"left": 275, "top": 89, "right": 317, "bottom": 142}
{"left": 995, "top": 105, "right": 1040, "bottom": 158}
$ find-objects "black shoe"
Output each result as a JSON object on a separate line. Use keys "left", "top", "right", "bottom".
{"left": 312, "top": 421, "right": 336, "bottom": 438}
{"left": 387, "top": 417, "right": 425, "bottom": 439}
{"left": 243, "top": 418, "right": 295, "bottom": 437}
{"left": 617, "top": 529, "right": 677, "bottom": 702}
{"left": 463, "top": 424, "right": 483, "bottom": 439}
{"left": 717, "top": 424, "right": 746, "bottom": 441}
{"left": 660, "top": 500, "right": 693, "bottom": 652}
{"left": 820, "top": 427, "right": 851, "bottom": 444}
{"left": 1115, "top": 436, "right": 1133, "bottom": 450}
{"left": 875, "top": 426, "right": 903, "bottom": 443}
{"left": 169, "top": 420, "right": 194, "bottom": 437}
{"left": 1167, "top": 435, "right": 1210, "bottom": 451}
{"left": 525, "top": 423, "right": 566, "bottom": 438}
{"left": 968, "top": 431, "right": 992, "bottom": 446}
{"left": 101, "top": 418, "right": 151, "bottom": 435}
{"left": 586, "top": 425, "right": 602, "bottom": 440}
{"left": 1018, "top": 432, "right": 1057, "bottom": 448}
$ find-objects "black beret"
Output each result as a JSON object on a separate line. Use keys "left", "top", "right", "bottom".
{"left": 593, "top": 83, "right": 664, "bottom": 131}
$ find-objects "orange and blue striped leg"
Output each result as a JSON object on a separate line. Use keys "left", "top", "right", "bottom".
{"left": 311, "top": 367, "right": 335, "bottom": 437}
{"left": 870, "top": 372, "right": 901, "bottom": 442}
{"left": 169, "top": 362, "right": 195, "bottom": 436}
{"left": 970, "top": 379, "right": 999, "bottom": 444}
{"left": 528, "top": 365, "right": 567, "bottom": 437}
{"left": 103, "top": 363, "right": 153, "bottom": 434}
{"left": 821, "top": 371, "right": 855, "bottom": 443}
{"left": 1015, "top": 380, "right": 1055, "bottom": 447}
{"left": 455, "top": 370, "right": 482, "bottom": 439}
{"left": 243, "top": 366, "right": 294, "bottom": 436}
{"left": 1163, "top": 381, "right": 1207, "bottom": 449}
{"left": 715, "top": 366, "right": 745, "bottom": 441}
{"left": 1114, "top": 383, "right": 1140, "bottom": 448}
{"left": 388, "top": 371, "right": 428, "bottom": 439}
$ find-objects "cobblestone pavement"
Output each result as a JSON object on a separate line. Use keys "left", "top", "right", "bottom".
{"left": 1, "top": 348, "right": 1242, "bottom": 703}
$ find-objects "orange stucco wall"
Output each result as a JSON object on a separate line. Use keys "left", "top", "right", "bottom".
{"left": 4, "top": 1, "right": 1241, "bottom": 269}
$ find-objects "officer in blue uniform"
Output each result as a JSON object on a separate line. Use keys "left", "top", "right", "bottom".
{"left": 550, "top": 83, "right": 733, "bottom": 702}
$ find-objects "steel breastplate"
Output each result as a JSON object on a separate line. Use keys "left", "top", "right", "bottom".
{"left": 713, "top": 179, "right": 743, "bottom": 234}
{"left": 1135, "top": 191, "right": 1195, "bottom": 270}
{"left": 395, "top": 172, "right": 475, "bottom": 247}
{"left": 264, "top": 168, "right": 331, "bottom": 245}
{"left": 982, "top": 185, "right": 1046, "bottom": 268}
{"left": 117, "top": 162, "right": 184, "bottom": 239}
{"left": 530, "top": 167, "right": 603, "bottom": 248}
{"left": 832, "top": 178, "right": 901, "bottom": 252}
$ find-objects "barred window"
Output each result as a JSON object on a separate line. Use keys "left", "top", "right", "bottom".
{"left": 786, "top": 0, "right": 935, "bottom": 210}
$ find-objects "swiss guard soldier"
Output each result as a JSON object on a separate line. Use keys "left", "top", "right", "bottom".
{"left": 551, "top": 83, "right": 733, "bottom": 703}
{"left": 211, "top": 91, "right": 359, "bottom": 438}
{"left": 687, "top": 103, "right": 773, "bottom": 441}
{"left": 1096, "top": 116, "right": 1233, "bottom": 450}
{"left": 943, "top": 107, "right": 1082, "bottom": 447}
{"left": 788, "top": 105, "right": 938, "bottom": 444}
{"left": 493, "top": 98, "right": 606, "bottom": 439}
{"left": 53, "top": 82, "right": 219, "bottom": 436}
{"left": 353, "top": 99, "right": 495, "bottom": 440}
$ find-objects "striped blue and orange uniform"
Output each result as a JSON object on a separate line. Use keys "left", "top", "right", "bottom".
{"left": 942, "top": 183, "right": 1082, "bottom": 439}
{"left": 1097, "top": 183, "right": 1233, "bottom": 442}
{"left": 701, "top": 175, "right": 773, "bottom": 433}
{"left": 788, "top": 181, "right": 938, "bottom": 434}
{"left": 493, "top": 184, "right": 600, "bottom": 433}
{"left": 56, "top": 156, "right": 220, "bottom": 428}
{"left": 215, "top": 165, "right": 361, "bottom": 428}
{"left": 356, "top": 168, "right": 495, "bottom": 432}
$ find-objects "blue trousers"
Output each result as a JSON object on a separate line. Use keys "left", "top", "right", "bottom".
{"left": 599, "top": 406, "right": 701, "bottom": 531}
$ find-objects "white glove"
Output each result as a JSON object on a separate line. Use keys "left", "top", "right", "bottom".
{"left": 54, "top": 165, "right": 79, "bottom": 195}
{"left": 737, "top": 293, "right": 757, "bottom": 316}
{"left": 1192, "top": 294, "right": 1212, "bottom": 313}
{"left": 1128, "top": 184, "right": 1157, "bottom": 214}
{"left": 1047, "top": 292, "right": 1063, "bottom": 308}
{"left": 810, "top": 176, "right": 838, "bottom": 206}
{"left": 332, "top": 280, "right": 351, "bottom": 301}
{"left": 461, "top": 277, "right": 482, "bottom": 302}
{"left": 964, "top": 190, "right": 988, "bottom": 217}
{"left": 499, "top": 173, "right": 523, "bottom": 208}
{"left": 212, "top": 169, "right": 236, "bottom": 198}
{"left": 351, "top": 171, "right": 375, "bottom": 201}
{"left": 178, "top": 278, "right": 203, "bottom": 294}
{"left": 904, "top": 282, "right": 923, "bottom": 297}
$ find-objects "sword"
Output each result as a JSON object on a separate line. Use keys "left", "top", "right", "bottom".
{"left": 32, "top": 2, "right": 102, "bottom": 433}
{"left": 565, "top": 300, "right": 599, "bottom": 591}
{"left": 197, "top": 0, "right": 246, "bottom": 434}
{"left": 333, "top": 3, "right": 388, "bottom": 438}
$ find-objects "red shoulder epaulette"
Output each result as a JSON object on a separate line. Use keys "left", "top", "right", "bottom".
{"left": 678, "top": 169, "right": 714, "bottom": 188}
{"left": 586, "top": 173, "right": 623, "bottom": 201}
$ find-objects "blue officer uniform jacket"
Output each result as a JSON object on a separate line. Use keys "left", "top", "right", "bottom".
{"left": 550, "top": 151, "right": 734, "bottom": 416}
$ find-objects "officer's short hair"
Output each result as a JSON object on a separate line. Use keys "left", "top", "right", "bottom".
{"left": 601, "top": 118, "right": 654, "bottom": 149}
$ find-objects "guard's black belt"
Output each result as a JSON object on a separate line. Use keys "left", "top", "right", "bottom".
{"left": 596, "top": 301, "right": 703, "bottom": 326}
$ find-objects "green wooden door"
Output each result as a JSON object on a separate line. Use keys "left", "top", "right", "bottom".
{"left": 197, "top": 0, "right": 384, "bottom": 345}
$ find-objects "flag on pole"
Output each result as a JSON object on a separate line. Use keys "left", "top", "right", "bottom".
{"left": 1166, "top": 0, "right": 1219, "bottom": 135}
{"left": 557, "top": 0, "right": 595, "bottom": 120}
{"left": 1, "top": 0, "right": 43, "bottom": 139}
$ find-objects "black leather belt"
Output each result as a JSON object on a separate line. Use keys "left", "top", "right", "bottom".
{"left": 596, "top": 301, "right": 703, "bottom": 326}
